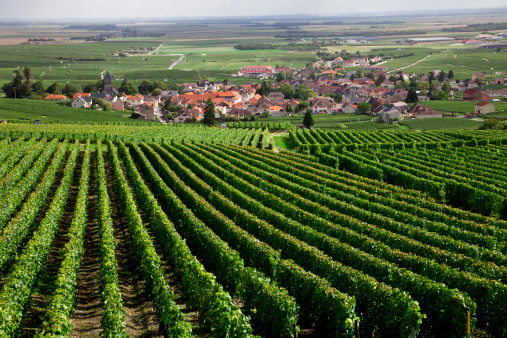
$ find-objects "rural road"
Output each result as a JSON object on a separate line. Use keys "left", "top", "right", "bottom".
{"left": 390, "top": 54, "right": 433, "bottom": 72}
{"left": 149, "top": 43, "right": 164, "bottom": 55}
{"left": 169, "top": 54, "right": 185, "bottom": 70}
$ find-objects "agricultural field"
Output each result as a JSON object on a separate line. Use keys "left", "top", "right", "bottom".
{"left": 399, "top": 117, "right": 484, "bottom": 130}
{"left": 417, "top": 101, "right": 507, "bottom": 114}
{"left": 1, "top": 12, "right": 507, "bottom": 87}
{"left": 0, "top": 123, "right": 270, "bottom": 146}
{"left": 0, "top": 98, "right": 132, "bottom": 123}
{"left": 0, "top": 129, "right": 507, "bottom": 337}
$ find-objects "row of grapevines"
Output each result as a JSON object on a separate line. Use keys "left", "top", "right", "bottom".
{"left": 0, "top": 140, "right": 79, "bottom": 336}
{"left": 249, "top": 128, "right": 263, "bottom": 147}
{"left": 0, "top": 138, "right": 10, "bottom": 155}
{"left": 128, "top": 142, "right": 297, "bottom": 338}
{"left": 0, "top": 138, "right": 50, "bottom": 201}
{"left": 107, "top": 140, "right": 192, "bottom": 337}
{"left": 266, "top": 147, "right": 502, "bottom": 225}
{"left": 225, "top": 144, "right": 507, "bottom": 247}
{"left": 95, "top": 141, "right": 128, "bottom": 337}
{"left": 344, "top": 148, "right": 507, "bottom": 217}
{"left": 206, "top": 144, "right": 507, "bottom": 337}
{"left": 261, "top": 128, "right": 270, "bottom": 148}
{"left": 219, "top": 145, "right": 507, "bottom": 279}
{"left": 0, "top": 137, "right": 38, "bottom": 181}
{"left": 37, "top": 140, "right": 91, "bottom": 336}
{"left": 161, "top": 142, "right": 423, "bottom": 337}
{"left": 0, "top": 137, "right": 25, "bottom": 169}
{"left": 115, "top": 142, "right": 253, "bottom": 337}
{"left": 0, "top": 140, "right": 68, "bottom": 269}
{"left": 141, "top": 142, "right": 355, "bottom": 337}
{"left": 175, "top": 143, "right": 475, "bottom": 337}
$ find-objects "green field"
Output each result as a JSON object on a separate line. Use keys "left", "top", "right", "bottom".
{"left": 0, "top": 98, "right": 131, "bottom": 123}
{"left": 399, "top": 117, "right": 483, "bottom": 130}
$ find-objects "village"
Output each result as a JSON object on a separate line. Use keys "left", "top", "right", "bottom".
{"left": 42, "top": 55, "right": 507, "bottom": 125}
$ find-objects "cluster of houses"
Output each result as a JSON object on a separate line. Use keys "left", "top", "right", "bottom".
{"left": 42, "top": 62, "right": 507, "bottom": 123}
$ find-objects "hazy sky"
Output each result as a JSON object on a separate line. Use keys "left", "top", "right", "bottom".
{"left": 0, "top": 0, "right": 506, "bottom": 19}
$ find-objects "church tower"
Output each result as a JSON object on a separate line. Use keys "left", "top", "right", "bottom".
{"left": 103, "top": 71, "right": 113, "bottom": 96}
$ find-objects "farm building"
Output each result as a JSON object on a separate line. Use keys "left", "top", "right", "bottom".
{"left": 238, "top": 66, "right": 273, "bottom": 77}
{"left": 475, "top": 101, "right": 495, "bottom": 115}
{"left": 407, "top": 104, "right": 443, "bottom": 119}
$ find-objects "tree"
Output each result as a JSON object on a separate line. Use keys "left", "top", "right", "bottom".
{"left": 32, "top": 80, "right": 45, "bottom": 96}
{"left": 303, "top": 108, "right": 314, "bottom": 128}
{"left": 279, "top": 83, "right": 295, "bottom": 99}
{"left": 276, "top": 72, "right": 286, "bottom": 82}
{"left": 286, "top": 104, "right": 294, "bottom": 113}
{"left": 405, "top": 87, "right": 419, "bottom": 104}
{"left": 441, "top": 81, "right": 451, "bottom": 95}
{"left": 480, "top": 117, "right": 499, "bottom": 130}
{"left": 261, "top": 111, "right": 270, "bottom": 118}
{"left": 164, "top": 100, "right": 179, "bottom": 112}
{"left": 138, "top": 80, "right": 154, "bottom": 95}
{"left": 152, "top": 80, "right": 168, "bottom": 91}
{"left": 388, "top": 75, "right": 397, "bottom": 83}
{"left": 448, "top": 70, "right": 454, "bottom": 79}
{"left": 119, "top": 80, "right": 137, "bottom": 95}
{"left": 256, "top": 81, "right": 273, "bottom": 96}
{"left": 23, "top": 66, "right": 33, "bottom": 86}
{"left": 355, "top": 69, "right": 363, "bottom": 78}
{"left": 1, "top": 68, "right": 32, "bottom": 99}
{"left": 298, "top": 101, "right": 309, "bottom": 110}
{"left": 202, "top": 98, "right": 216, "bottom": 126}
{"left": 63, "top": 83, "right": 77, "bottom": 98}
{"left": 83, "top": 83, "right": 98, "bottom": 94}
{"left": 438, "top": 70, "right": 447, "bottom": 83}
{"left": 375, "top": 73, "right": 387, "bottom": 86}
{"left": 46, "top": 82, "right": 63, "bottom": 94}
{"left": 92, "top": 98, "right": 112, "bottom": 111}
{"left": 152, "top": 88, "right": 162, "bottom": 96}
{"left": 357, "top": 102, "right": 371, "bottom": 114}
{"left": 296, "top": 85, "right": 315, "bottom": 100}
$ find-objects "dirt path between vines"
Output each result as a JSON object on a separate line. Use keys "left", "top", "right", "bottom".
{"left": 104, "top": 151, "right": 163, "bottom": 337}
{"left": 19, "top": 150, "right": 83, "bottom": 337}
{"left": 69, "top": 151, "right": 103, "bottom": 337}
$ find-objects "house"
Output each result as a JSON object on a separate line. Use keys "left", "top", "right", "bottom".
{"left": 472, "top": 72, "right": 484, "bottom": 80}
{"left": 495, "top": 78, "right": 507, "bottom": 85}
{"left": 138, "top": 104, "right": 156, "bottom": 121}
{"left": 379, "top": 109, "right": 401, "bottom": 123}
{"left": 475, "top": 101, "right": 495, "bottom": 115}
{"left": 463, "top": 88, "right": 491, "bottom": 101}
{"left": 174, "top": 111, "right": 192, "bottom": 123}
{"left": 71, "top": 96, "right": 92, "bottom": 108}
{"left": 308, "top": 96, "right": 338, "bottom": 114}
{"left": 230, "top": 108, "right": 253, "bottom": 119}
{"left": 340, "top": 103, "right": 357, "bottom": 114}
{"left": 343, "top": 60, "right": 356, "bottom": 67}
{"left": 73, "top": 93, "right": 91, "bottom": 100}
{"left": 333, "top": 57, "right": 344, "bottom": 65}
{"left": 407, "top": 104, "right": 443, "bottom": 119}
{"left": 129, "top": 94, "right": 145, "bottom": 106}
{"left": 267, "top": 92, "right": 285, "bottom": 105}
{"left": 44, "top": 94, "right": 67, "bottom": 101}
{"left": 269, "top": 106, "right": 287, "bottom": 117}
{"left": 380, "top": 102, "right": 408, "bottom": 122}
{"left": 111, "top": 101, "right": 124, "bottom": 111}
{"left": 239, "top": 66, "right": 273, "bottom": 77}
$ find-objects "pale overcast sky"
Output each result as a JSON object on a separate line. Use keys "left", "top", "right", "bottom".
{"left": 0, "top": 0, "right": 506, "bottom": 19}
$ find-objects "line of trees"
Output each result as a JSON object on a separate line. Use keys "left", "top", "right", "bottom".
{"left": 442, "top": 22, "right": 507, "bottom": 32}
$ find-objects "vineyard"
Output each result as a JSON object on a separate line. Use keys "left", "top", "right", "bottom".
{"left": 0, "top": 126, "right": 506, "bottom": 337}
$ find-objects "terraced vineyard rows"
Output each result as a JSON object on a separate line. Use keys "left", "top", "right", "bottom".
{"left": 0, "top": 135, "right": 506, "bottom": 337}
